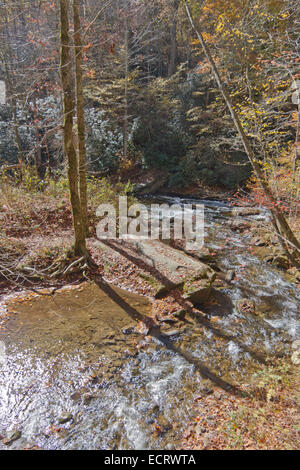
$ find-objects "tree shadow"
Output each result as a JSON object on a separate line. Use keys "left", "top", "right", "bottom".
{"left": 94, "top": 277, "right": 244, "bottom": 396}
{"left": 99, "top": 239, "right": 269, "bottom": 364}
{"left": 199, "top": 288, "right": 234, "bottom": 316}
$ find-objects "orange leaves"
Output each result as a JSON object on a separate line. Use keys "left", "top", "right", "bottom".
{"left": 85, "top": 69, "right": 95, "bottom": 79}
{"left": 83, "top": 43, "right": 92, "bottom": 53}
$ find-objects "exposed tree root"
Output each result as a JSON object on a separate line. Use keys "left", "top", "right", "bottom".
{"left": 0, "top": 249, "right": 97, "bottom": 295}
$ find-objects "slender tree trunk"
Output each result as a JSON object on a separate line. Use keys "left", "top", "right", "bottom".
{"left": 3, "top": 58, "right": 22, "bottom": 163}
{"left": 33, "top": 94, "right": 42, "bottom": 173}
{"left": 1, "top": 8, "right": 22, "bottom": 164}
{"left": 73, "top": 0, "right": 88, "bottom": 235}
{"left": 124, "top": 10, "right": 129, "bottom": 160}
{"left": 168, "top": 0, "right": 180, "bottom": 76}
{"left": 292, "top": 87, "right": 300, "bottom": 182}
{"left": 185, "top": 2, "right": 300, "bottom": 266}
{"left": 59, "top": 0, "right": 87, "bottom": 257}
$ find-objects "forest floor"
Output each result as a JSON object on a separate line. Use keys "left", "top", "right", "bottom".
{"left": 181, "top": 363, "right": 300, "bottom": 450}
{"left": 0, "top": 180, "right": 299, "bottom": 450}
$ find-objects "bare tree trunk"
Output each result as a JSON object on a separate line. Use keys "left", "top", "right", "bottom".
{"left": 73, "top": 0, "right": 88, "bottom": 236}
{"left": 33, "top": 94, "right": 42, "bottom": 173}
{"left": 59, "top": 0, "right": 87, "bottom": 257}
{"left": 185, "top": 2, "right": 300, "bottom": 267}
{"left": 168, "top": 0, "right": 180, "bottom": 76}
{"left": 3, "top": 58, "right": 22, "bottom": 163}
{"left": 124, "top": 9, "right": 129, "bottom": 160}
{"left": 292, "top": 87, "right": 300, "bottom": 182}
{"left": 1, "top": 7, "right": 22, "bottom": 164}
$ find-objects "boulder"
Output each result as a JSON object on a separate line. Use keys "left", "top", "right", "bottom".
{"left": 232, "top": 207, "right": 261, "bottom": 217}
{"left": 264, "top": 255, "right": 290, "bottom": 270}
{"left": 229, "top": 218, "right": 252, "bottom": 232}
{"left": 162, "top": 328, "right": 184, "bottom": 337}
{"left": 158, "top": 316, "right": 178, "bottom": 325}
{"left": 3, "top": 429, "right": 22, "bottom": 446}
{"left": 287, "top": 268, "right": 300, "bottom": 282}
{"left": 251, "top": 235, "right": 269, "bottom": 247}
{"left": 58, "top": 413, "right": 73, "bottom": 425}
{"left": 183, "top": 273, "right": 216, "bottom": 306}
{"left": 183, "top": 286, "right": 211, "bottom": 305}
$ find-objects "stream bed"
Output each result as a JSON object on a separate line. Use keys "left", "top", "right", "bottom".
{"left": 0, "top": 197, "right": 299, "bottom": 450}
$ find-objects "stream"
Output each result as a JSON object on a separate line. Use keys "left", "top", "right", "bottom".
{"left": 0, "top": 196, "right": 299, "bottom": 450}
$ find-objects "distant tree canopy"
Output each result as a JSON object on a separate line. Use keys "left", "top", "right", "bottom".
{"left": 0, "top": 0, "right": 299, "bottom": 190}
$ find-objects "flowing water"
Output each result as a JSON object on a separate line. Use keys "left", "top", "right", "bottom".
{"left": 0, "top": 197, "right": 299, "bottom": 450}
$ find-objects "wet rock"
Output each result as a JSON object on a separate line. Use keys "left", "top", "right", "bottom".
{"left": 198, "top": 386, "right": 213, "bottom": 396}
{"left": 251, "top": 235, "right": 268, "bottom": 247}
{"left": 154, "top": 282, "right": 183, "bottom": 299}
{"left": 225, "top": 270, "right": 235, "bottom": 282}
{"left": 253, "top": 246, "right": 270, "bottom": 260}
{"left": 173, "top": 309, "right": 187, "bottom": 320}
{"left": 122, "top": 327, "right": 135, "bottom": 335}
{"left": 264, "top": 254, "right": 290, "bottom": 270}
{"left": 291, "top": 350, "right": 300, "bottom": 366}
{"left": 70, "top": 391, "right": 82, "bottom": 402}
{"left": 89, "top": 374, "right": 99, "bottom": 384}
{"left": 292, "top": 340, "right": 300, "bottom": 350}
{"left": 145, "top": 405, "right": 160, "bottom": 424}
{"left": 287, "top": 268, "right": 300, "bottom": 282}
{"left": 3, "top": 429, "right": 22, "bottom": 446}
{"left": 58, "top": 413, "right": 73, "bottom": 425}
{"left": 102, "top": 339, "right": 116, "bottom": 347}
{"left": 229, "top": 219, "right": 252, "bottom": 232}
{"left": 151, "top": 404, "right": 160, "bottom": 415}
{"left": 237, "top": 298, "right": 256, "bottom": 315}
{"left": 195, "top": 247, "right": 218, "bottom": 263}
{"left": 82, "top": 393, "right": 96, "bottom": 405}
{"left": 232, "top": 207, "right": 260, "bottom": 217}
{"left": 183, "top": 282, "right": 211, "bottom": 306}
{"left": 158, "top": 316, "right": 178, "bottom": 325}
{"left": 113, "top": 360, "right": 123, "bottom": 368}
{"left": 162, "top": 329, "right": 183, "bottom": 337}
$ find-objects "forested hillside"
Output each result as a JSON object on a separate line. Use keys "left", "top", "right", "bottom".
{"left": 0, "top": 0, "right": 299, "bottom": 190}
{"left": 0, "top": 1, "right": 299, "bottom": 452}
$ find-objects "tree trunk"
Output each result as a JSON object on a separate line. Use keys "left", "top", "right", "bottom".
{"left": 33, "top": 94, "right": 42, "bottom": 173}
{"left": 59, "top": 0, "right": 87, "bottom": 257}
{"left": 1, "top": 8, "right": 22, "bottom": 164}
{"left": 184, "top": 2, "right": 300, "bottom": 267}
{"left": 73, "top": 0, "right": 88, "bottom": 236}
{"left": 124, "top": 9, "right": 129, "bottom": 160}
{"left": 168, "top": 0, "right": 180, "bottom": 76}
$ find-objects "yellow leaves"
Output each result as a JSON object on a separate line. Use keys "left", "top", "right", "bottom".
{"left": 202, "top": 32, "right": 214, "bottom": 43}
{"left": 190, "top": 39, "right": 200, "bottom": 45}
{"left": 280, "top": 12, "right": 289, "bottom": 20}
{"left": 216, "top": 21, "right": 224, "bottom": 33}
